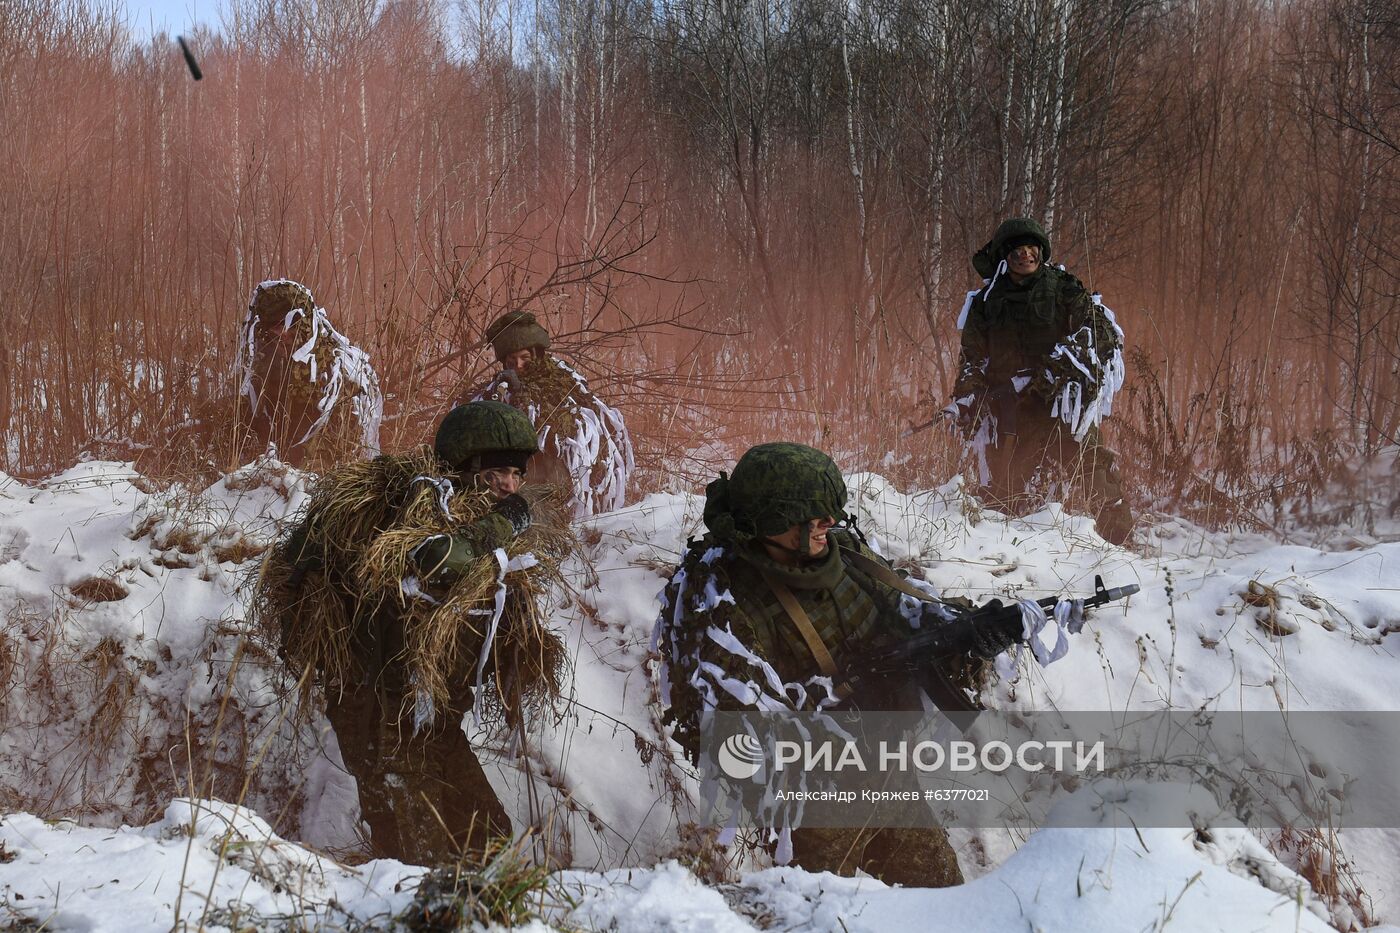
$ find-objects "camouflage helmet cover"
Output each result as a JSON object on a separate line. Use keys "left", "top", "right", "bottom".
{"left": 434, "top": 400, "right": 539, "bottom": 470}
{"left": 247, "top": 279, "right": 315, "bottom": 327}
{"left": 486, "top": 310, "right": 551, "bottom": 358}
{"left": 703, "top": 442, "right": 849, "bottom": 542}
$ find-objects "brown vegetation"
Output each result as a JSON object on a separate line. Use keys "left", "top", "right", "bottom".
{"left": 0, "top": 0, "right": 1395, "bottom": 525}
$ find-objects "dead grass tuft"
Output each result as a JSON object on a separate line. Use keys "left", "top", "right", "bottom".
{"left": 69, "top": 576, "right": 129, "bottom": 603}
{"left": 666, "top": 822, "right": 741, "bottom": 886}
{"left": 211, "top": 538, "right": 268, "bottom": 565}
{"left": 1273, "top": 827, "right": 1375, "bottom": 931}
{"left": 82, "top": 636, "right": 136, "bottom": 748}
{"left": 397, "top": 835, "right": 563, "bottom": 930}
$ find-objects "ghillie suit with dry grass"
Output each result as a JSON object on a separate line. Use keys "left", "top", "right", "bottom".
{"left": 250, "top": 448, "right": 570, "bottom": 863}
{"left": 236, "top": 279, "right": 383, "bottom": 469}
{"left": 949, "top": 218, "right": 1133, "bottom": 544}
{"left": 474, "top": 356, "right": 634, "bottom": 519}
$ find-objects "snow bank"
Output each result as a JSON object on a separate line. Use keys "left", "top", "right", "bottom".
{"left": 3, "top": 460, "right": 1400, "bottom": 928}
{"left": 0, "top": 783, "right": 1341, "bottom": 932}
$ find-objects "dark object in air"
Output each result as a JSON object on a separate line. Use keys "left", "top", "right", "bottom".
{"left": 178, "top": 36, "right": 203, "bottom": 80}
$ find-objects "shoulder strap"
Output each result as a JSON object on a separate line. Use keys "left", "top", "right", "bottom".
{"left": 840, "top": 547, "right": 948, "bottom": 607}
{"left": 757, "top": 568, "right": 852, "bottom": 700}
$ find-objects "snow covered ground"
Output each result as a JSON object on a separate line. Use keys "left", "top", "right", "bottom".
{"left": 2, "top": 457, "right": 1398, "bottom": 931}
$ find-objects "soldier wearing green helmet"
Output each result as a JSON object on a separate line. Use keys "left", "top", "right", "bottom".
{"left": 411, "top": 400, "right": 540, "bottom": 584}
{"left": 264, "top": 400, "right": 553, "bottom": 864}
{"left": 654, "top": 442, "right": 1011, "bottom": 888}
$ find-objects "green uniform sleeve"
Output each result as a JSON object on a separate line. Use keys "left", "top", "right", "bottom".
{"left": 411, "top": 512, "right": 516, "bottom": 587}
{"left": 952, "top": 298, "right": 991, "bottom": 402}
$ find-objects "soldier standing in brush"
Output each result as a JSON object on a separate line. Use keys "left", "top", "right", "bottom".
{"left": 237, "top": 279, "right": 383, "bottom": 467}
{"left": 467, "top": 310, "right": 634, "bottom": 519}
{"left": 653, "top": 443, "right": 1021, "bottom": 887}
{"left": 257, "top": 400, "right": 566, "bottom": 864}
{"left": 946, "top": 218, "right": 1134, "bottom": 545}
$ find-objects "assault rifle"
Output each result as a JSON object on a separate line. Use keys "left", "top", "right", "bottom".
{"left": 841, "top": 571, "right": 1139, "bottom": 712}
{"left": 857, "top": 574, "right": 1139, "bottom": 676}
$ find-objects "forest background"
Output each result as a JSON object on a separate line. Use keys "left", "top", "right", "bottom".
{"left": 2, "top": 0, "right": 1395, "bottom": 529}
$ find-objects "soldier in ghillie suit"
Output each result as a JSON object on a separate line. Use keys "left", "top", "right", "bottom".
{"left": 468, "top": 310, "right": 634, "bottom": 519}
{"left": 652, "top": 443, "right": 1036, "bottom": 887}
{"left": 237, "top": 279, "right": 383, "bottom": 468}
{"left": 947, "top": 219, "right": 1134, "bottom": 545}
{"left": 253, "top": 401, "right": 568, "bottom": 864}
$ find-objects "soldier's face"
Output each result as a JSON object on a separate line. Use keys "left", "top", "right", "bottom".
{"left": 479, "top": 467, "right": 524, "bottom": 498}
{"left": 766, "top": 517, "right": 837, "bottom": 558}
{"left": 1006, "top": 243, "right": 1041, "bottom": 279}
{"left": 502, "top": 348, "right": 533, "bottom": 371}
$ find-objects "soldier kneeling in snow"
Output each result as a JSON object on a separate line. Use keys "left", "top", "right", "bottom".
{"left": 255, "top": 401, "right": 568, "bottom": 864}
{"left": 237, "top": 279, "right": 383, "bottom": 468}
{"left": 468, "top": 310, "right": 634, "bottom": 519}
{"left": 654, "top": 443, "right": 1045, "bottom": 887}
{"left": 947, "top": 218, "right": 1134, "bottom": 545}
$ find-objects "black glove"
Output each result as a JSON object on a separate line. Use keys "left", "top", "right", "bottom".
{"left": 497, "top": 369, "right": 527, "bottom": 401}
{"left": 492, "top": 493, "right": 532, "bottom": 536}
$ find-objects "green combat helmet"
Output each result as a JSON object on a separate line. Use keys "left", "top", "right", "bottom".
{"left": 434, "top": 400, "right": 539, "bottom": 473}
{"left": 703, "top": 442, "right": 848, "bottom": 548}
{"left": 486, "top": 310, "right": 551, "bottom": 360}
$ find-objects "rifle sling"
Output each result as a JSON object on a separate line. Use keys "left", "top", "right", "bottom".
{"left": 758, "top": 569, "right": 853, "bottom": 700}
{"left": 842, "top": 548, "right": 946, "bottom": 606}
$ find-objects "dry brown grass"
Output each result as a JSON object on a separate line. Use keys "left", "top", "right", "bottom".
{"left": 68, "top": 576, "right": 129, "bottom": 604}
{"left": 1, "top": 0, "right": 1390, "bottom": 528}
{"left": 0, "top": 596, "right": 319, "bottom": 839}
{"left": 1273, "top": 826, "right": 1376, "bottom": 931}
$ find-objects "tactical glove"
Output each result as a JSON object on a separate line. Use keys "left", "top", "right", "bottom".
{"left": 492, "top": 493, "right": 532, "bottom": 536}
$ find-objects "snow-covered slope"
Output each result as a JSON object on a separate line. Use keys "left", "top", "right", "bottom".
{"left": 2, "top": 461, "right": 1398, "bottom": 930}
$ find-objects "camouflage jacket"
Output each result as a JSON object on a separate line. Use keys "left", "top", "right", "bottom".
{"left": 654, "top": 530, "right": 953, "bottom": 761}
{"left": 952, "top": 266, "right": 1122, "bottom": 417}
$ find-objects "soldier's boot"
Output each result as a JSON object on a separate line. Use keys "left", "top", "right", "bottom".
{"left": 859, "top": 825, "right": 964, "bottom": 888}
{"left": 1079, "top": 427, "right": 1134, "bottom": 545}
{"left": 790, "top": 825, "right": 963, "bottom": 888}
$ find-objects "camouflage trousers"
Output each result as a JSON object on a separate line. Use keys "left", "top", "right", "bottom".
{"left": 786, "top": 758, "right": 963, "bottom": 888}
{"left": 978, "top": 418, "right": 1134, "bottom": 545}
{"left": 325, "top": 688, "right": 513, "bottom": 865}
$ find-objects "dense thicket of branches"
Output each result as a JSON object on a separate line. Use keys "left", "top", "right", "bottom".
{"left": 1, "top": 0, "right": 1395, "bottom": 519}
